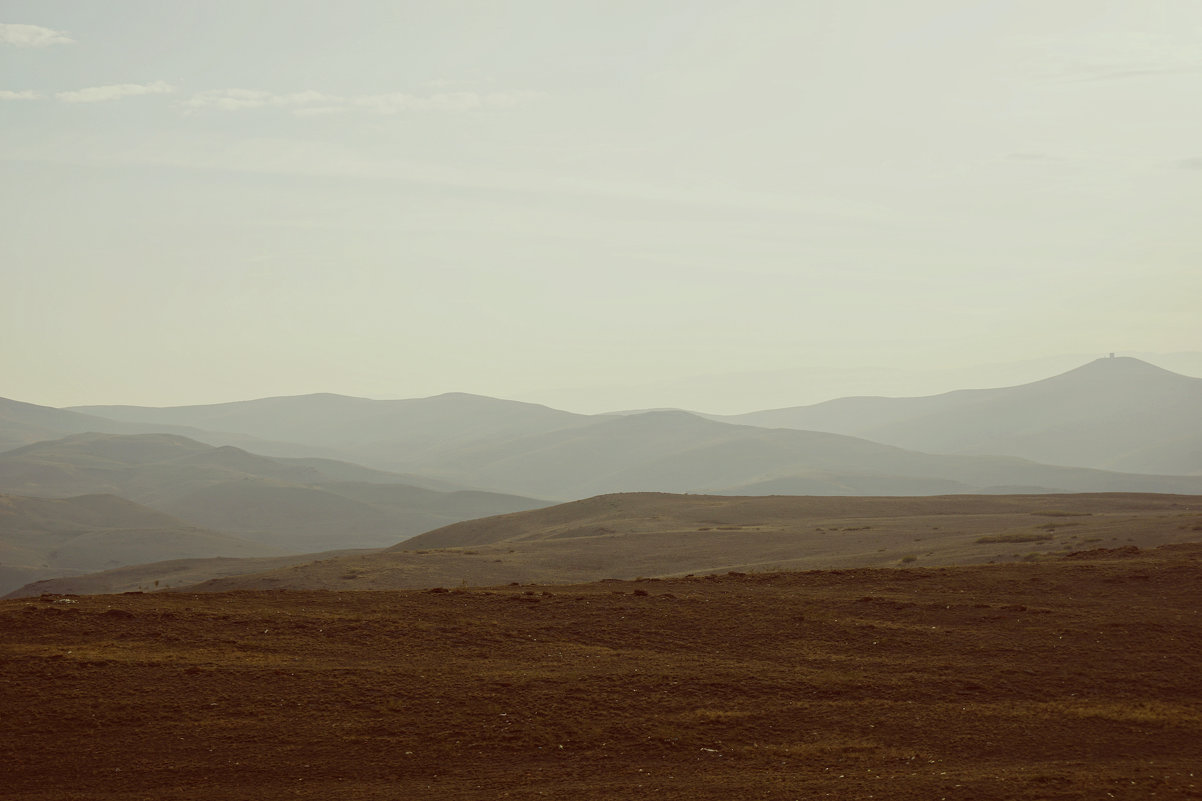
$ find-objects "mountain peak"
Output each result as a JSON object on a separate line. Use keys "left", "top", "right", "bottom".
{"left": 1051, "top": 356, "right": 1188, "bottom": 383}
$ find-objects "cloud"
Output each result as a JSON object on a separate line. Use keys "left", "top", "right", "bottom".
{"left": 0, "top": 23, "right": 74, "bottom": 47}
{"left": 0, "top": 89, "right": 39, "bottom": 100}
{"left": 56, "top": 81, "right": 175, "bottom": 103}
{"left": 179, "top": 88, "right": 342, "bottom": 112}
{"left": 292, "top": 105, "right": 347, "bottom": 117}
{"left": 353, "top": 90, "right": 545, "bottom": 114}
{"left": 180, "top": 88, "right": 544, "bottom": 115}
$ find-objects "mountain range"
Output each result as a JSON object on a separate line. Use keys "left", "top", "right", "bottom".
{"left": 3, "top": 356, "right": 1200, "bottom": 595}
{"left": 714, "top": 356, "right": 1202, "bottom": 475}
{"left": 49, "top": 357, "right": 1202, "bottom": 496}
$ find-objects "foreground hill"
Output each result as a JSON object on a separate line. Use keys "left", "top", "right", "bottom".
{"left": 174, "top": 492, "right": 1202, "bottom": 594}
{"left": 0, "top": 492, "right": 281, "bottom": 595}
{"left": 3, "top": 545, "right": 1201, "bottom": 799}
{"left": 0, "top": 432, "right": 548, "bottom": 552}
{"left": 3, "top": 547, "right": 380, "bottom": 599}
{"left": 720, "top": 357, "right": 1202, "bottom": 474}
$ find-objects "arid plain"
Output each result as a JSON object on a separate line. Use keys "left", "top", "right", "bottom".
{"left": 4, "top": 542, "right": 1202, "bottom": 800}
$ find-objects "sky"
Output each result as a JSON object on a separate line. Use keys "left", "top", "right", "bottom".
{"left": 3, "top": 1, "right": 1200, "bottom": 413}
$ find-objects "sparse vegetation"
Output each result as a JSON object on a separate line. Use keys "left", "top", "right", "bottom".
{"left": 5, "top": 545, "right": 1202, "bottom": 799}
{"left": 1032, "top": 510, "right": 1093, "bottom": 517}
{"left": 977, "top": 532, "right": 1055, "bottom": 544}
{"left": 1035, "top": 521, "right": 1082, "bottom": 530}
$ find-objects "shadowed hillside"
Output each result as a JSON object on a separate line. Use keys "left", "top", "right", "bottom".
{"left": 0, "top": 433, "right": 549, "bottom": 553}
{"left": 0, "top": 396, "right": 343, "bottom": 459}
{"left": 0, "top": 492, "right": 282, "bottom": 595}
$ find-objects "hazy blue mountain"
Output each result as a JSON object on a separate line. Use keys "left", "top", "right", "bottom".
{"left": 715, "top": 357, "right": 1202, "bottom": 475}
{"left": 0, "top": 432, "right": 550, "bottom": 550}
{"left": 1, "top": 395, "right": 346, "bottom": 459}
{"left": 401, "top": 408, "right": 1202, "bottom": 500}
{"left": 1, "top": 396, "right": 168, "bottom": 453}
{"left": 72, "top": 391, "right": 597, "bottom": 471}
{"left": 41, "top": 358, "right": 1202, "bottom": 497}
{"left": 0, "top": 492, "right": 282, "bottom": 595}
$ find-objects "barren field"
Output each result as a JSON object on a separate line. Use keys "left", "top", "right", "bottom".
{"left": 3, "top": 544, "right": 1202, "bottom": 800}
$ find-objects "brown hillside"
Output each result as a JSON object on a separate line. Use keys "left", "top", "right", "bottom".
{"left": 180, "top": 492, "right": 1202, "bottom": 594}
{"left": 3, "top": 545, "right": 1201, "bottom": 799}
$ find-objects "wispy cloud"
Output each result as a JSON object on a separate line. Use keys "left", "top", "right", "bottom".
{"left": 55, "top": 81, "right": 175, "bottom": 103}
{"left": 0, "top": 23, "right": 74, "bottom": 47}
{"left": 179, "top": 88, "right": 544, "bottom": 115}
{"left": 0, "top": 89, "right": 40, "bottom": 100}
{"left": 178, "top": 89, "right": 340, "bottom": 112}
{"left": 353, "top": 90, "right": 544, "bottom": 114}
{"left": 291, "top": 105, "right": 347, "bottom": 117}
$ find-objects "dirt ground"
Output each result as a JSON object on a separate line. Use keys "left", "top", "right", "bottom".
{"left": 3, "top": 544, "right": 1202, "bottom": 800}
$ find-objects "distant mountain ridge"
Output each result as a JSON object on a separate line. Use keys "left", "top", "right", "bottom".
{"left": 714, "top": 357, "right": 1202, "bottom": 475}
{"left": 71, "top": 391, "right": 597, "bottom": 470}
{"left": 0, "top": 395, "right": 347, "bottom": 459}
{"left": 53, "top": 361, "right": 1202, "bottom": 498}
{"left": 0, "top": 432, "right": 549, "bottom": 551}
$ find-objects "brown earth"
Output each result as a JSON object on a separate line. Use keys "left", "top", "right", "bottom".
{"left": 3, "top": 543, "right": 1202, "bottom": 800}
{"left": 176, "top": 492, "right": 1202, "bottom": 594}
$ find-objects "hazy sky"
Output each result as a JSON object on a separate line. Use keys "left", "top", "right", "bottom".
{"left": 3, "top": 1, "right": 1200, "bottom": 412}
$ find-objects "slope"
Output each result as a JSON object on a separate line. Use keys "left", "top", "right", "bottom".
{"left": 0, "top": 432, "right": 550, "bottom": 551}
{"left": 409, "top": 409, "right": 1202, "bottom": 499}
{"left": 0, "top": 396, "right": 342, "bottom": 459}
{"left": 720, "top": 357, "right": 1202, "bottom": 474}
{"left": 177, "top": 492, "right": 1202, "bottom": 593}
{"left": 0, "top": 492, "right": 281, "bottom": 596}
{"left": 72, "top": 391, "right": 599, "bottom": 471}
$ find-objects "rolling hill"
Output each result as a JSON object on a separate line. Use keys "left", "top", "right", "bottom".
{"left": 718, "top": 356, "right": 1202, "bottom": 474}
{"left": 71, "top": 391, "right": 599, "bottom": 472}
{"left": 397, "top": 409, "right": 1202, "bottom": 499}
{"left": 2, "top": 546, "right": 380, "bottom": 599}
{"left": 152, "top": 492, "right": 1202, "bottom": 594}
{"left": 0, "top": 396, "right": 343, "bottom": 459}
{"left": 0, "top": 492, "right": 282, "bottom": 596}
{"left": 0, "top": 432, "right": 549, "bottom": 551}
{"left": 66, "top": 363, "right": 1202, "bottom": 496}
